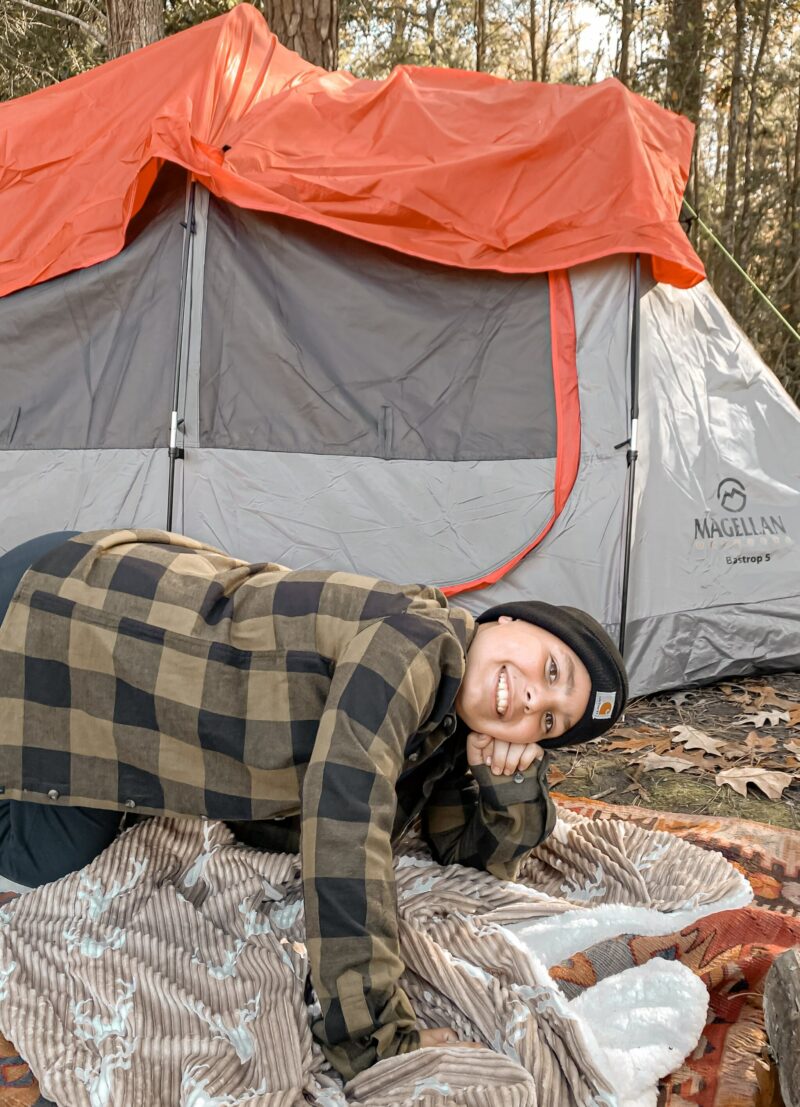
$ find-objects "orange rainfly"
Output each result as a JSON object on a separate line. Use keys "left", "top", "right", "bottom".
{"left": 0, "top": 3, "right": 704, "bottom": 299}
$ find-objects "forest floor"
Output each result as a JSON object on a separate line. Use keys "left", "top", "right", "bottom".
{"left": 550, "top": 671, "right": 800, "bottom": 829}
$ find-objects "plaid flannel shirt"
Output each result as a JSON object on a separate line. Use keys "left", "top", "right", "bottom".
{"left": 0, "top": 529, "right": 555, "bottom": 1077}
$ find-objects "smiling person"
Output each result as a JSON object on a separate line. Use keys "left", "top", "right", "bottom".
{"left": 0, "top": 529, "right": 627, "bottom": 1078}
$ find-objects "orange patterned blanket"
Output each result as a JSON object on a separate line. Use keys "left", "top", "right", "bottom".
{"left": 550, "top": 797, "right": 799, "bottom": 1107}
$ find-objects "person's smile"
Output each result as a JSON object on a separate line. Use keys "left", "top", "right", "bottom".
{"left": 495, "top": 666, "right": 511, "bottom": 717}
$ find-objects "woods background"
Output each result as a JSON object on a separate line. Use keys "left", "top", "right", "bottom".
{"left": 1, "top": 0, "right": 798, "bottom": 400}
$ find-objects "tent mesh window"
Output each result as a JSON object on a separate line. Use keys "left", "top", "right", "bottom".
{"left": 199, "top": 198, "right": 557, "bottom": 463}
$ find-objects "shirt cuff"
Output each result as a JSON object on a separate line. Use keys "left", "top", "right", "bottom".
{"left": 469, "top": 751, "right": 550, "bottom": 808}
{"left": 317, "top": 987, "right": 420, "bottom": 1080}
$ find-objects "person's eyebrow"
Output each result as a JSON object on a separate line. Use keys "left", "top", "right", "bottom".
{"left": 564, "top": 653, "right": 574, "bottom": 697}
{"left": 561, "top": 654, "right": 575, "bottom": 732}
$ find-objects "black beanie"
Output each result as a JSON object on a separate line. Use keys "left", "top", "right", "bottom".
{"left": 474, "top": 601, "right": 628, "bottom": 749}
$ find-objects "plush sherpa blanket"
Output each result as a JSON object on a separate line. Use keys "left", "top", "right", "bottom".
{"left": 0, "top": 810, "right": 751, "bottom": 1107}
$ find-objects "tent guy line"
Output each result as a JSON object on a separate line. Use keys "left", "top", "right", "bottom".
{"left": 683, "top": 199, "right": 800, "bottom": 346}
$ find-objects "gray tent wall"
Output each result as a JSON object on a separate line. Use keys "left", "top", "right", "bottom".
{"left": 1, "top": 169, "right": 798, "bottom": 695}
{"left": 626, "top": 278, "right": 800, "bottom": 690}
{"left": 0, "top": 169, "right": 188, "bottom": 550}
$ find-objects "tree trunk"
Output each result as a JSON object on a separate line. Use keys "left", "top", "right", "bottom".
{"left": 106, "top": 0, "right": 164, "bottom": 57}
{"left": 791, "top": 72, "right": 800, "bottom": 329}
{"left": 529, "top": 0, "right": 538, "bottom": 80}
{"left": 763, "top": 947, "right": 800, "bottom": 1107}
{"left": 736, "top": 0, "right": 771, "bottom": 260}
{"left": 262, "top": 0, "right": 338, "bottom": 70}
{"left": 475, "top": 0, "right": 486, "bottom": 71}
{"left": 618, "top": 0, "right": 634, "bottom": 86}
{"left": 540, "top": 0, "right": 554, "bottom": 83}
{"left": 665, "top": 0, "right": 704, "bottom": 123}
{"left": 389, "top": 5, "right": 409, "bottom": 68}
{"left": 665, "top": 0, "right": 704, "bottom": 232}
{"left": 722, "top": 0, "right": 746, "bottom": 245}
{"left": 425, "top": 2, "right": 440, "bottom": 66}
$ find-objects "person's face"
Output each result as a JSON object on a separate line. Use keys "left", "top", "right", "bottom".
{"left": 455, "top": 617, "right": 592, "bottom": 744}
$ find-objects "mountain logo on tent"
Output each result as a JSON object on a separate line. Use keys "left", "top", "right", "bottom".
{"left": 716, "top": 478, "right": 747, "bottom": 513}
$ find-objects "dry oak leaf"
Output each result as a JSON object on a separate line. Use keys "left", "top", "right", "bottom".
{"left": 721, "top": 685, "right": 753, "bottom": 704}
{"left": 743, "top": 730, "right": 777, "bottom": 755}
{"left": 733, "top": 710, "right": 790, "bottom": 728}
{"left": 749, "top": 685, "right": 800, "bottom": 712}
{"left": 785, "top": 739, "right": 800, "bottom": 758}
{"left": 671, "top": 725, "right": 724, "bottom": 755}
{"left": 637, "top": 751, "right": 695, "bottom": 773}
{"left": 607, "top": 736, "right": 662, "bottom": 752}
{"left": 548, "top": 766, "right": 567, "bottom": 786}
{"left": 608, "top": 726, "right": 662, "bottom": 740}
{"left": 715, "top": 766, "right": 795, "bottom": 800}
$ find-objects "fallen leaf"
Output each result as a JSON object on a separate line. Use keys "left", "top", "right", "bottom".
{"left": 715, "top": 766, "right": 795, "bottom": 800}
{"left": 548, "top": 765, "right": 566, "bottom": 786}
{"left": 621, "top": 779, "right": 650, "bottom": 800}
{"left": 789, "top": 707, "right": 800, "bottom": 727}
{"left": 733, "top": 710, "right": 790, "bottom": 728}
{"left": 609, "top": 726, "right": 662, "bottom": 740}
{"left": 785, "top": 739, "right": 800, "bottom": 757}
{"left": 669, "top": 691, "right": 691, "bottom": 706}
{"left": 721, "top": 685, "right": 753, "bottom": 704}
{"left": 744, "top": 730, "right": 777, "bottom": 755}
{"left": 637, "top": 751, "right": 695, "bottom": 773}
{"left": 750, "top": 686, "right": 800, "bottom": 712}
{"left": 671, "top": 725, "right": 724, "bottom": 755}
{"left": 607, "top": 736, "right": 661, "bottom": 752}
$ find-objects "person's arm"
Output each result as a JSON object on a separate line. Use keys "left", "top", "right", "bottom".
{"left": 420, "top": 741, "right": 556, "bottom": 882}
{"left": 302, "top": 613, "right": 464, "bottom": 1079}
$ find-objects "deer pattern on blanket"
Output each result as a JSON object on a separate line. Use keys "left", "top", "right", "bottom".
{"left": 0, "top": 810, "right": 751, "bottom": 1107}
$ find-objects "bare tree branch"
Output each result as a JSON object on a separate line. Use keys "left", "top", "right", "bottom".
{"left": 78, "top": 0, "right": 106, "bottom": 22}
{"left": 9, "top": 0, "right": 106, "bottom": 47}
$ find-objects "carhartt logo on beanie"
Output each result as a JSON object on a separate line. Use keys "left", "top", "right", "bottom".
{"left": 474, "top": 601, "right": 628, "bottom": 749}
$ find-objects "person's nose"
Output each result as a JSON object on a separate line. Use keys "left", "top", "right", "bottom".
{"left": 523, "top": 680, "right": 539, "bottom": 714}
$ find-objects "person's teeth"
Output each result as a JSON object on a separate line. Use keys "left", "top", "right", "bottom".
{"left": 496, "top": 669, "right": 508, "bottom": 715}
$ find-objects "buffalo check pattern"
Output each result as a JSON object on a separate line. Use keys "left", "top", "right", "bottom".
{"left": 0, "top": 529, "right": 555, "bottom": 1078}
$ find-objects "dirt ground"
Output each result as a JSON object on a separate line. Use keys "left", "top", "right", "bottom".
{"left": 549, "top": 670, "right": 800, "bottom": 829}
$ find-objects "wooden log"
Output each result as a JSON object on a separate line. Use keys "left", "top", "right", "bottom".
{"left": 764, "top": 946, "right": 800, "bottom": 1107}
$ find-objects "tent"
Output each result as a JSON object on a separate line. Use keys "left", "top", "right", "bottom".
{"left": 1, "top": 4, "right": 798, "bottom": 695}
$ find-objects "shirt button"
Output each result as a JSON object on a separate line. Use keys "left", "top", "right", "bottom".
{"left": 124, "top": 799, "right": 136, "bottom": 808}
{"left": 442, "top": 714, "right": 457, "bottom": 737}
{"left": 513, "top": 771, "right": 525, "bottom": 784}
{"left": 409, "top": 752, "right": 419, "bottom": 762}
{"left": 47, "top": 789, "right": 59, "bottom": 801}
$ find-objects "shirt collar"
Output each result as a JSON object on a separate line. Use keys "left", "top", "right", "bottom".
{"left": 446, "top": 603, "right": 477, "bottom": 657}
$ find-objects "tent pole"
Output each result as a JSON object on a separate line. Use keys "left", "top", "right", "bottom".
{"left": 166, "top": 179, "right": 197, "bottom": 532}
{"left": 617, "top": 253, "right": 641, "bottom": 655}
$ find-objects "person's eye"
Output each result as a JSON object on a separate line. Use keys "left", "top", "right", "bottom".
{"left": 548, "top": 657, "right": 558, "bottom": 683}
{"left": 544, "top": 711, "right": 555, "bottom": 734}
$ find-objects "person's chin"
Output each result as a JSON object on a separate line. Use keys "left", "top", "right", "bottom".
{"left": 461, "top": 709, "right": 483, "bottom": 734}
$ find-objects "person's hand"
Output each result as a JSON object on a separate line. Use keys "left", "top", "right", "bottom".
{"left": 466, "top": 731, "right": 544, "bottom": 776}
{"left": 418, "top": 1026, "right": 484, "bottom": 1050}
